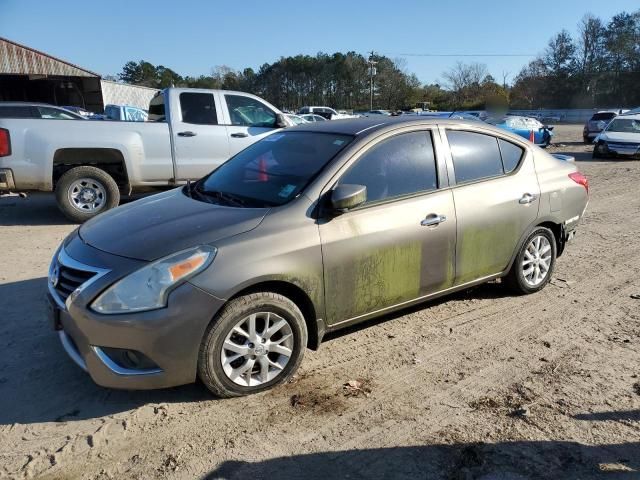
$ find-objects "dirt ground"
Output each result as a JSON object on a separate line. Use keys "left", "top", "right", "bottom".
{"left": 0, "top": 124, "right": 638, "bottom": 480}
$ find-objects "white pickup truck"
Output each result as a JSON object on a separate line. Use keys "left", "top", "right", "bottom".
{"left": 0, "top": 88, "right": 289, "bottom": 222}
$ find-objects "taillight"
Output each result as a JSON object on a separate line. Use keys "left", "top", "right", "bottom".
{"left": 569, "top": 172, "right": 588, "bottom": 194}
{"left": 0, "top": 128, "right": 10, "bottom": 157}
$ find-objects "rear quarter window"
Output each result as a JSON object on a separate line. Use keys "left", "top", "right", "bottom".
{"left": 591, "top": 112, "right": 616, "bottom": 121}
{"left": 498, "top": 139, "right": 524, "bottom": 173}
{"left": 0, "top": 106, "right": 34, "bottom": 118}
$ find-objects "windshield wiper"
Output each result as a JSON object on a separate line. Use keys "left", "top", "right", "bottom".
{"left": 194, "top": 187, "right": 246, "bottom": 207}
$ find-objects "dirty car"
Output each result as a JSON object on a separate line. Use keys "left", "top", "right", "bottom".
{"left": 48, "top": 117, "right": 589, "bottom": 397}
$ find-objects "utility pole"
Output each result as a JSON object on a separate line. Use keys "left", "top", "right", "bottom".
{"left": 368, "top": 51, "right": 377, "bottom": 111}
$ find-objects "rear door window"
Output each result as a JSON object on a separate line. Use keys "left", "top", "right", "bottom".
{"left": 339, "top": 131, "right": 438, "bottom": 204}
{"left": 447, "top": 130, "right": 504, "bottom": 184}
{"left": 180, "top": 92, "right": 218, "bottom": 125}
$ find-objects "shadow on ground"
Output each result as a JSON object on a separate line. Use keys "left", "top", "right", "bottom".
{"left": 0, "top": 192, "right": 149, "bottom": 226}
{"left": 0, "top": 277, "right": 516, "bottom": 425}
{"left": 323, "top": 281, "right": 509, "bottom": 343}
{"left": 0, "top": 277, "right": 212, "bottom": 425}
{"left": 205, "top": 441, "right": 640, "bottom": 480}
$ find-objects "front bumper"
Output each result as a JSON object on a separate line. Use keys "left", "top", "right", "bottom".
{"left": 50, "top": 236, "right": 225, "bottom": 390}
{"left": 605, "top": 142, "right": 640, "bottom": 157}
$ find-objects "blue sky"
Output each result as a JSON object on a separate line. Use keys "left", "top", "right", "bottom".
{"left": 1, "top": 0, "right": 638, "bottom": 85}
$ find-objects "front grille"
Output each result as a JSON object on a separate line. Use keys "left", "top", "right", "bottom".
{"left": 54, "top": 264, "right": 97, "bottom": 303}
{"left": 49, "top": 248, "right": 109, "bottom": 309}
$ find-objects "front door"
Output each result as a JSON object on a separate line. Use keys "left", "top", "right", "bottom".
{"left": 443, "top": 129, "right": 540, "bottom": 285}
{"left": 173, "top": 91, "right": 230, "bottom": 181}
{"left": 319, "top": 130, "right": 456, "bottom": 325}
{"left": 222, "top": 94, "right": 282, "bottom": 157}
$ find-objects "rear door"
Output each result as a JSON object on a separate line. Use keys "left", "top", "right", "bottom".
{"left": 319, "top": 129, "right": 456, "bottom": 325}
{"left": 442, "top": 128, "right": 540, "bottom": 285}
{"left": 172, "top": 91, "right": 230, "bottom": 180}
{"left": 221, "top": 94, "right": 281, "bottom": 156}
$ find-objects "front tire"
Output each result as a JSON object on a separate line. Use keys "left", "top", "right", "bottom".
{"left": 592, "top": 142, "right": 608, "bottom": 159}
{"left": 505, "top": 227, "right": 556, "bottom": 295}
{"left": 55, "top": 166, "right": 120, "bottom": 223}
{"left": 198, "top": 292, "right": 308, "bottom": 398}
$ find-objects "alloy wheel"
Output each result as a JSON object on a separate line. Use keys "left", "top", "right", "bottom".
{"left": 522, "top": 235, "right": 552, "bottom": 287}
{"left": 220, "top": 312, "right": 294, "bottom": 387}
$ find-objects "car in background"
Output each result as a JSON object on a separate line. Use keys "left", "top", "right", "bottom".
{"left": 47, "top": 116, "right": 589, "bottom": 396}
{"left": 447, "top": 111, "right": 483, "bottom": 122}
{"left": 62, "top": 106, "right": 95, "bottom": 118}
{"left": 621, "top": 107, "right": 640, "bottom": 116}
{"left": 297, "top": 106, "right": 357, "bottom": 120}
{"left": 365, "top": 110, "right": 391, "bottom": 116}
{"left": 285, "top": 114, "right": 308, "bottom": 125}
{"left": 104, "top": 104, "right": 149, "bottom": 122}
{"left": 486, "top": 115, "right": 553, "bottom": 147}
{"left": 300, "top": 114, "right": 327, "bottom": 122}
{"left": 0, "top": 102, "right": 85, "bottom": 120}
{"left": 592, "top": 114, "right": 640, "bottom": 159}
{"left": 583, "top": 111, "right": 617, "bottom": 143}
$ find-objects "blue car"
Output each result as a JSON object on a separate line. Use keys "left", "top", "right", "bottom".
{"left": 486, "top": 115, "right": 554, "bottom": 147}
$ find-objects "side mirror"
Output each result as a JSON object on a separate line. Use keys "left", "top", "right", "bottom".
{"left": 275, "top": 113, "right": 288, "bottom": 128}
{"left": 330, "top": 184, "right": 367, "bottom": 213}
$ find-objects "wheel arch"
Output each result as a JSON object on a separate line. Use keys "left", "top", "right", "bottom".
{"left": 504, "top": 220, "right": 564, "bottom": 275}
{"left": 226, "top": 280, "right": 325, "bottom": 350}
{"left": 52, "top": 148, "right": 129, "bottom": 191}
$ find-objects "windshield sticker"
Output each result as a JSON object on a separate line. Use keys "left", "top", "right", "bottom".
{"left": 333, "top": 139, "right": 345, "bottom": 146}
{"left": 278, "top": 184, "right": 296, "bottom": 198}
{"left": 264, "top": 134, "right": 285, "bottom": 142}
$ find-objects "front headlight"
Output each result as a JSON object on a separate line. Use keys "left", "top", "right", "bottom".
{"left": 91, "top": 245, "right": 216, "bottom": 314}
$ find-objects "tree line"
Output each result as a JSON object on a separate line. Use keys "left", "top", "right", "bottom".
{"left": 510, "top": 9, "right": 640, "bottom": 108}
{"left": 117, "top": 8, "right": 639, "bottom": 111}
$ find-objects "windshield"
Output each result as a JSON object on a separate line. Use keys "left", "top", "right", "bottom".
{"left": 606, "top": 118, "right": 640, "bottom": 133}
{"left": 196, "top": 132, "right": 353, "bottom": 207}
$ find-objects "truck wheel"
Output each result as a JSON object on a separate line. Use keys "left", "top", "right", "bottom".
{"left": 55, "top": 166, "right": 120, "bottom": 223}
{"left": 198, "top": 292, "right": 307, "bottom": 398}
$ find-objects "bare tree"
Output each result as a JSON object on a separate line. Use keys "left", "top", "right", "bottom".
{"left": 577, "top": 14, "right": 606, "bottom": 76}
{"left": 443, "top": 61, "right": 488, "bottom": 91}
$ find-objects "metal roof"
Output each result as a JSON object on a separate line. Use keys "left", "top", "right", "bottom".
{"left": 0, "top": 37, "right": 99, "bottom": 77}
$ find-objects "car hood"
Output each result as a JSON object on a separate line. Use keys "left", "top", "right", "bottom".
{"left": 79, "top": 188, "right": 268, "bottom": 261}
{"left": 601, "top": 131, "right": 640, "bottom": 142}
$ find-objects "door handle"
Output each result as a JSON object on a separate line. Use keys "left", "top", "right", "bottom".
{"left": 519, "top": 193, "right": 538, "bottom": 204}
{"left": 421, "top": 214, "right": 447, "bottom": 227}
{"left": 230, "top": 132, "right": 249, "bottom": 138}
{"left": 177, "top": 131, "right": 197, "bottom": 137}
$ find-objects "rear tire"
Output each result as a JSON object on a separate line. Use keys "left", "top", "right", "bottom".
{"left": 198, "top": 292, "right": 307, "bottom": 398}
{"left": 505, "top": 227, "right": 556, "bottom": 295}
{"left": 55, "top": 166, "right": 120, "bottom": 223}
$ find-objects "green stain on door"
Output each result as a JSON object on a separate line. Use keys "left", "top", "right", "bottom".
{"left": 329, "top": 241, "right": 422, "bottom": 322}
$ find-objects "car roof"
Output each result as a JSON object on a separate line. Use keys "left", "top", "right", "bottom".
{"left": 614, "top": 113, "right": 640, "bottom": 120}
{"left": 285, "top": 116, "right": 510, "bottom": 137}
{"left": 0, "top": 101, "right": 66, "bottom": 108}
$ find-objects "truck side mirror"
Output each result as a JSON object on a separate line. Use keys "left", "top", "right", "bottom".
{"left": 275, "top": 113, "right": 288, "bottom": 128}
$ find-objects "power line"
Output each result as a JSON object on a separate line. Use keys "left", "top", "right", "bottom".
{"left": 390, "top": 52, "right": 537, "bottom": 57}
